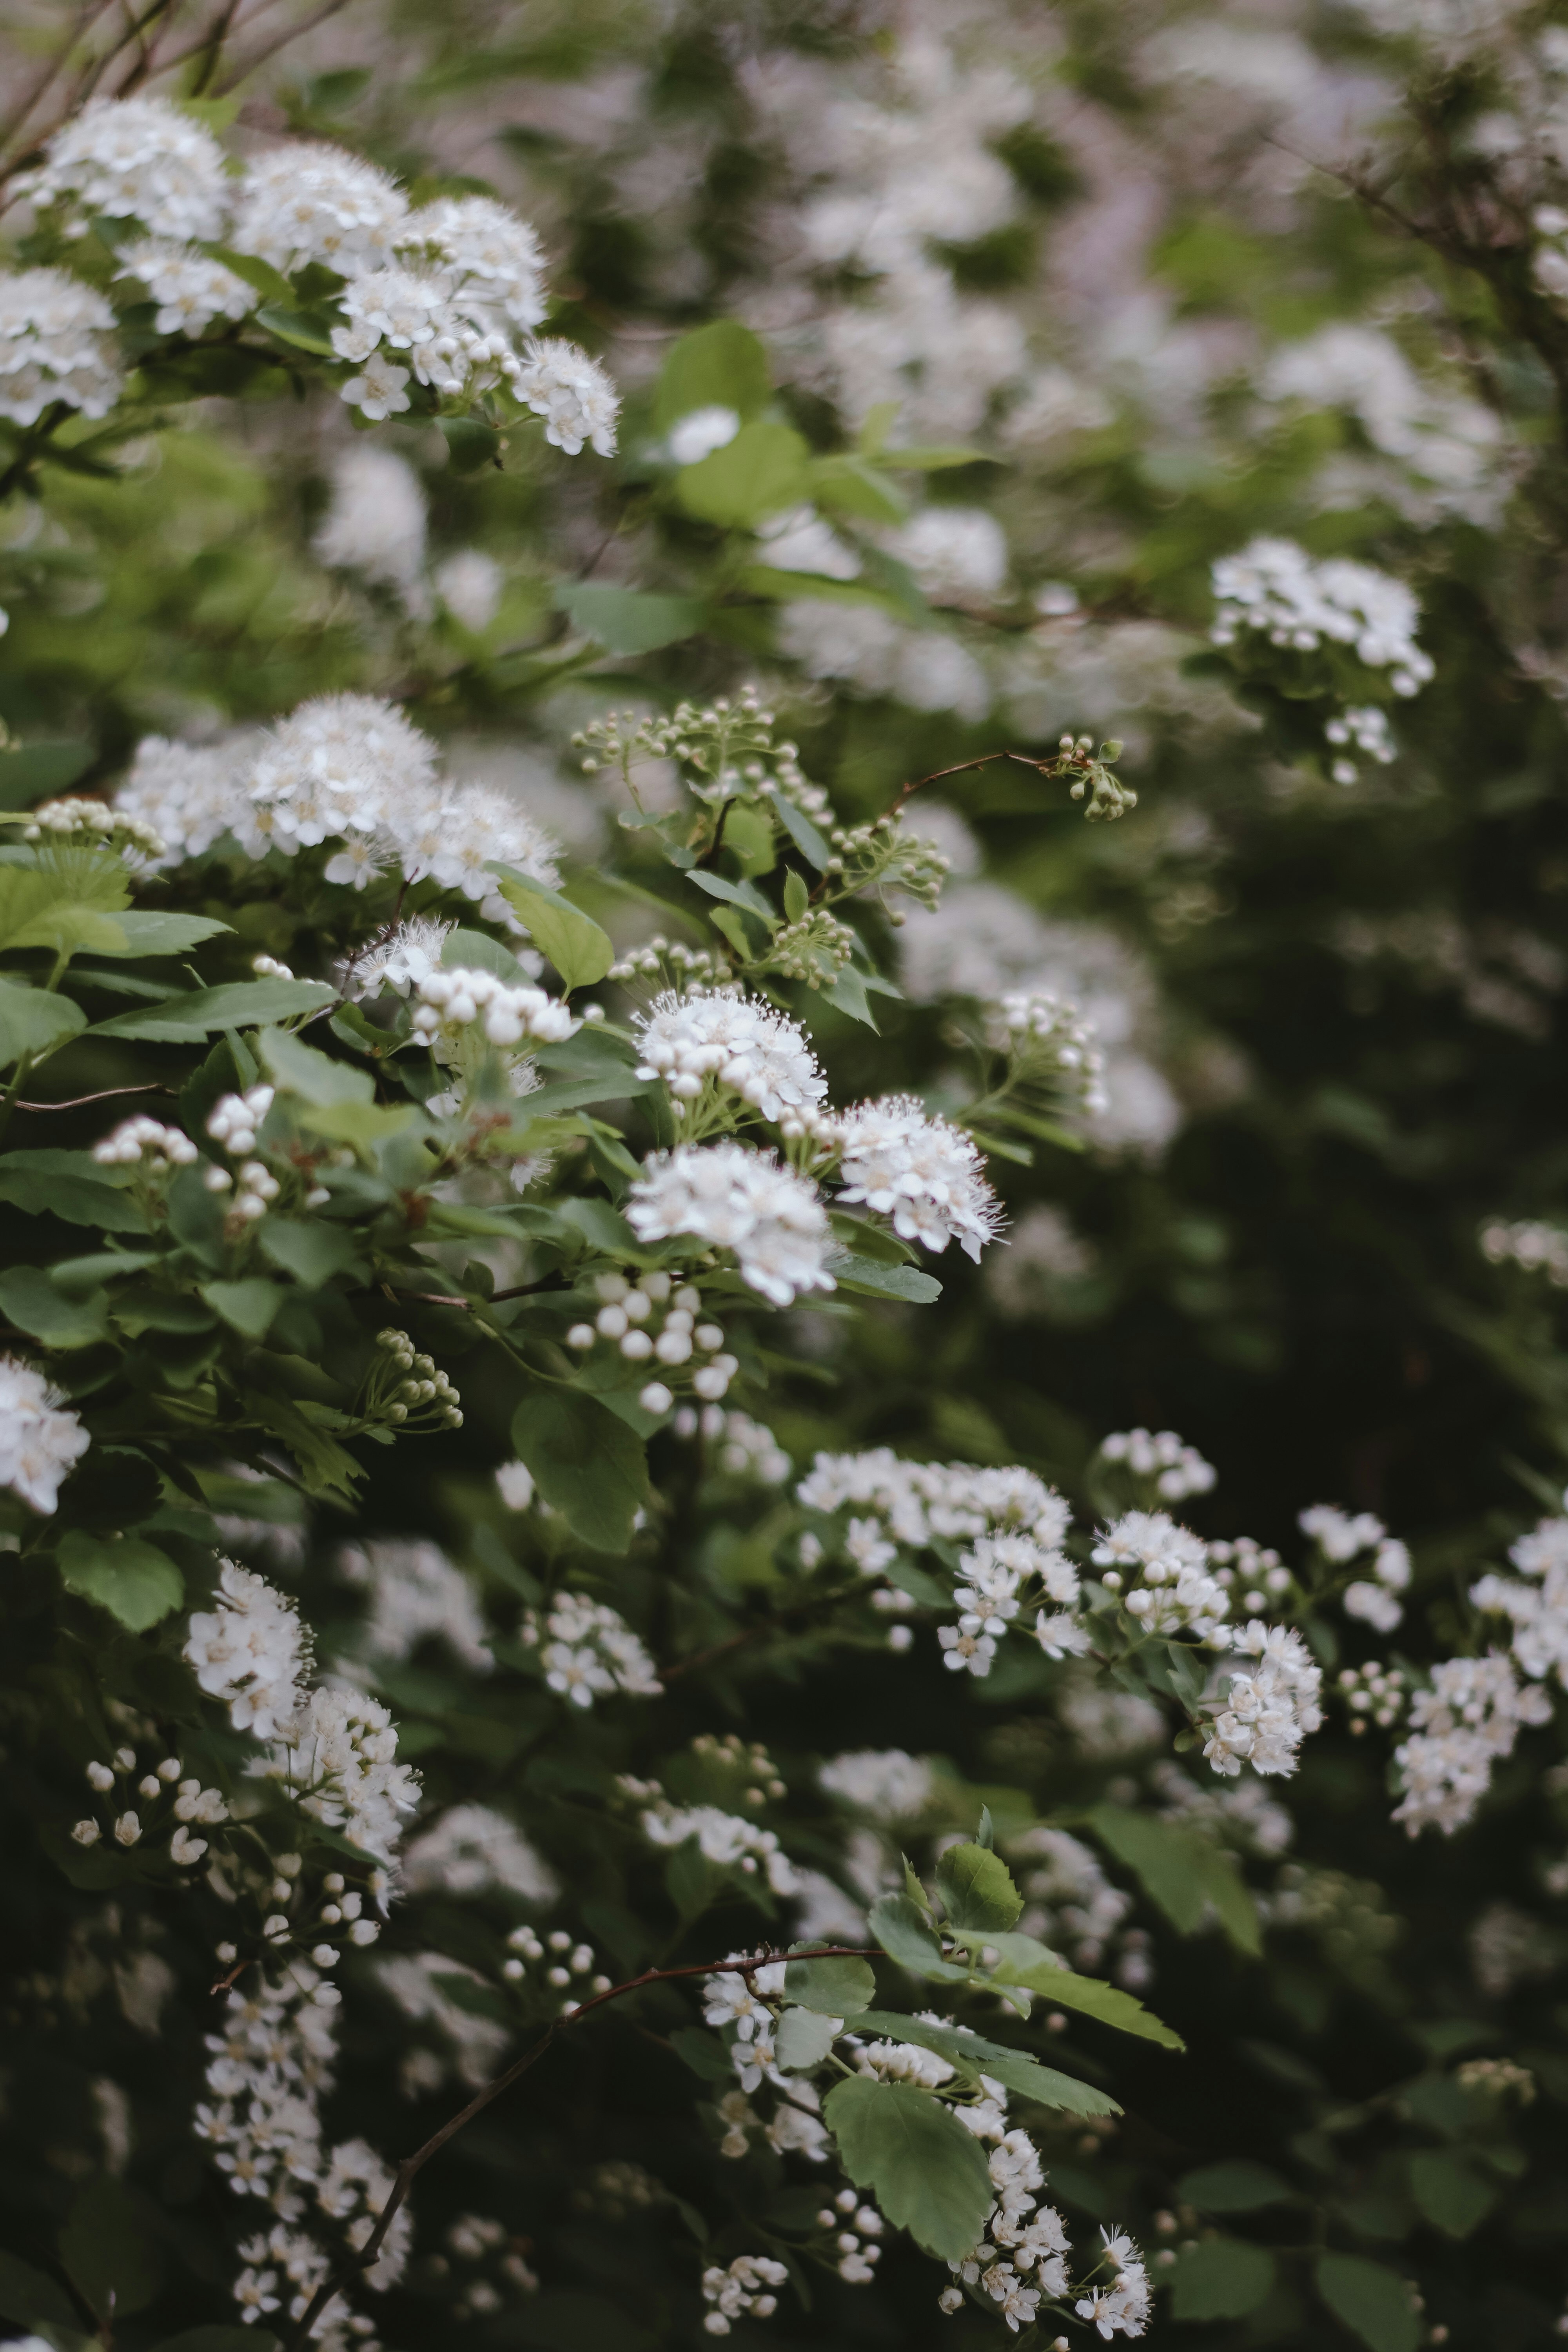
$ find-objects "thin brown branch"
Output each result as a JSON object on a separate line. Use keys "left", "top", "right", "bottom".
{"left": 210, "top": 0, "right": 352, "bottom": 95}
{"left": 0, "top": 0, "right": 120, "bottom": 156}
{"left": 284, "top": 1944, "right": 878, "bottom": 2351}
{"left": 16, "top": 1081, "right": 174, "bottom": 1112}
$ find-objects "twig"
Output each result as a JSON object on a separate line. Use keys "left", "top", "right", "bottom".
{"left": 284, "top": 1944, "right": 878, "bottom": 2350}
{"left": 394, "top": 1274, "right": 568, "bottom": 1311}
{"left": 211, "top": 0, "right": 352, "bottom": 94}
{"left": 15, "top": 1081, "right": 173, "bottom": 1111}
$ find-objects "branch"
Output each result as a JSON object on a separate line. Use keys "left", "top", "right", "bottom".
{"left": 15, "top": 1081, "right": 174, "bottom": 1112}
{"left": 283, "top": 1944, "right": 878, "bottom": 2349}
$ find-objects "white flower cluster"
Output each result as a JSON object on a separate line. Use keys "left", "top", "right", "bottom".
{"left": 71, "top": 1747, "right": 228, "bottom": 1864}
{"left": 989, "top": 989, "right": 1109, "bottom": 1114}
{"left": 0, "top": 1353, "right": 89, "bottom": 1514}
{"left": 633, "top": 987, "right": 828, "bottom": 1126}
{"left": 115, "top": 693, "right": 561, "bottom": 923}
{"left": 1300, "top": 1503, "right": 1412, "bottom": 1633}
{"left": 22, "top": 793, "right": 165, "bottom": 860}
{"left": 1099, "top": 1427, "right": 1216, "bottom": 1502}
{"left": 501, "top": 1923, "right": 611, "bottom": 2010}
{"left": 1472, "top": 1513, "right": 1568, "bottom": 1689}
{"left": 91, "top": 1114, "right": 199, "bottom": 1171}
{"left": 0, "top": 267, "right": 121, "bottom": 426}
{"left": 1481, "top": 1216, "right": 1568, "bottom": 1287}
{"left": 642, "top": 1803, "right": 797, "bottom": 1893}
{"left": 702, "top": 2255, "right": 789, "bottom": 2336}
{"left": 339, "top": 1539, "right": 493, "bottom": 1676}
{"left": 257, "top": 1686, "right": 421, "bottom": 1869}
{"left": 686, "top": 1408, "right": 793, "bottom": 1483}
{"left": 1323, "top": 702, "right": 1396, "bottom": 784}
{"left": 410, "top": 965, "right": 579, "bottom": 1051}
{"left": 1075, "top": 2230, "right": 1152, "bottom": 2341}
{"left": 185, "top": 1560, "right": 309, "bottom": 1739}
{"left": 798, "top": 1449, "right": 1071, "bottom": 1552}
{"left": 1210, "top": 535, "right": 1434, "bottom": 697}
{"left": 519, "top": 1590, "right": 662, "bottom": 1708}
{"left": 122, "top": 240, "right": 257, "bottom": 337}
{"left": 943, "top": 1532, "right": 1086, "bottom": 1678}
{"left": 1008, "top": 1826, "right": 1146, "bottom": 1985}
{"left": 835, "top": 1095, "right": 1002, "bottom": 1262}
{"left": 944, "top": 2114, "right": 1135, "bottom": 2339}
{"left": 1392, "top": 1654, "right": 1552, "bottom": 1835}
{"left": 1152, "top": 1758, "right": 1295, "bottom": 1857}
{"left": 13, "top": 103, "right": 619, "bottom": 454}
{"left": 1201, "top": 1622, "right": 1325, "bottom": 1780}
{"left": 818, "top": 1749, "right": 935, "bottom": 1820}
{"left": 407, "top": 1804, "right": 557, "bottom": 1902}
{"left": 566, "top": 1269, "right": 738, "bottom": 1418}
{"left": 1093, "top": 1513, "right": 1230, "bottom": 1640}
{"left": 628, "top": 1141, "right": 835, "bottom": 1308}
{"left": 16, "top": 94, "right": 229, "bottom": 240}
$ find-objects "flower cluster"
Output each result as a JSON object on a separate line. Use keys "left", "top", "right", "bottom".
{"left": 818, "top": 1748, "right": 935, "bottom": 1820}
{"left": 16, "top": 94, "right": 229, "bottom": 240}
{"left": 1472, "top": 1512, "right": 1568, "bottom": 1688}
{"left": 835, "top": 1095, "right": 1002, "bottom": 1261}
{"left": 21, "top": 793, "right": 165, "bottom": 860}
{"left": 944, "top": 1532, "right": 1087, "bottom": 1677}
{"left": 503, "top": 1924, "right": 612, "bottom": 2009}
{"left": 702, "top": 2255, "right": 789, "bottom": 2335}
{"left": 1392, "top": 1655, "right": 1553, "bottom": 1835}
{"left": 91, "top": 1114, "right": 199, "bottom": 1172}
{"left": 632, "top": 987, "right": 828, "bottom": 1128}
{"left": 1201, "top": 1623, "right": 1325, "bottom": 1780}
{"left": 1007, "top": 1826, "right": 1147, "bottom": 1985}
{"left": 641, "top": 1803, "right": 797, "bottom": 1893}
{"left": 1210, "top": 537, "right": 1434, "bottom": 697}
{"left": 185, "top": 1561, "right": 309, "bottom": 1739}
{"left": 71, "top": 1746, "right": 227, "bottom": 1864}
{"left": 519, "top": 1590, "right": 662, "bottom": 1708}
{"left": 680, "top": 1408, "right": 793, "bottom": 1483}
{"left": 410, "top": 966, "right": 580, "bottom": 1051}
{"left": 1301, "top": 1503, "right": 1412, "bottom": 1632}
{"left": 122, "top": 240, "right": 258, "bottom": 337}
{"left": 989, "top": 989, "right": 1108, "bottom": 1114}
{"left": 256, "top": 1685, "right": 421, "bottom": 1869}
{"left": 1093, "top": 1513, "right": 1231, "bottom": 1640}
{"left": 1481, "top": 1216, "right": 1568, "bottom": 1287}
{"left": 799, "top": 1449, "right": 1071, "bottom": 1552}
{"left": 565, "top": 1270, "right": 738, "bottom": 1419}
{"left": 361, "top": 1331, "right": 464, "bottom": 1433}
{"left": 0, "top": 1353, "right": 89, "bottom": 1514}
{"left": 1098, "top": 1427, "right": 1216, "bottom": 1502}
{"left": 627, "top": 1141, "right": 835, "bottom": 1307}
{"left": 0, "top": 267, "right": 121, "bottom": 426}
{"left": 339, "top": 1539, "right": 493, "bottom": 1676}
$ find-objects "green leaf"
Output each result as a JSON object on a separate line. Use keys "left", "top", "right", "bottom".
{"left": 827, "top": 1249, "right": 942, "bottom": 1305}
{"left": 201, "top": 1277, "right": 285, "bottom": 1338}
{"left": 772, "top": 792, "right": 831, "bottom": 871}
{"left": 94, "top": 911, "right": 233, "bottom": 958}
{"left": 0, "top": 739, "right": 94, "bottom": 808}
{"left": 868, "top": 1893, "right": 967, "bottom": 1980}
{"left": 0, "top": 1264, "right": 109, "bottom": 1347}
{"left": 259, "top": 1218, "right": 364, "bottom": 1288}
{"left": 0, "top": 854, "right": 129, "bottom": 960}
{"left": 0, "top": 977, "right": 85, "bottom": 1069}
{"left": 1314, "top": 2255, "right": 1421, "bottom": 2352}
{"left": 783, "top": 868, "right": 810, "bottom": 923}
{"left": 1177, "top": 2160, "right": 1296, "bottom": 2213}
{"left": 823, "top": 2076, "right": 995, "bottom": 2262}
{"left": 255, "top": 303, "right": 339, "bottom": 355}
{"left": 775, "top": 2007, "right": 841, "bottom": 2070}
{"left": 555, "top": 583, "right": 705, "bottom": 655}
{"left": 809, "top": 453, "right": 908, "bottom": 525}
{"left": 59, "top": 2178, "right": 163, "bottom": 2321}
{"left": 935, "top": 1840, "right": 1023, "bottom": 1933}
{"left": 783, "top": 1952, "right": 875, "bottom": 2014}
{"left": 93, "top": 978, "right": 335, "bottom": 1040}
{"left": 510, "top": 1388, "right": 651, "bottom": 1553}
{"left": 489, "top": 866, "right": 614, "bottom": 992}
{"left": 1172, "top": 2239, "right": 1277, "bottom": 2322}
{"left": 0, "top": 1149, "right": 144, "bottom": 1230}
{"left": 439, "top": 415, "right": 501, "bottom": 473}
{"left": 669, "top": 2027, "right": 733, "bottom": 2082}
{"left": 851, "top": 2014, "right": 1118, "bottom": 2117}
{"left": 970, "top": 1935, "right": 1185, "bottom": 2049}
{"left": 654, "top": 319, "right": 772, "bottom": 430}
{"left": 677, "top": 420, "right": 810, "bottom": 528}
{"left": 1087, "top": 1804, "right": 1261, "bottom": 1955}
{"left": 258, "top": 1024, "right": 373, "bottom": 1105}
{"left": 203, "top": 243, "right": 293, "bottom": 302}
{"left": 57, "top": 1530, "right": 183, "bottom": 1630}
{"left": 1408, "top": 2149, "right": 1497, "bottom": 2238}
{"left": 0, "top": 2247, "right": 88, "bottom": 2339}
{"left": 686, "top": 869, "right": 777, "bottom": 920}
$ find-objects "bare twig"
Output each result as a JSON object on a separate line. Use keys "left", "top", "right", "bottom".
{"left": 283, "top": 1944, "right": 878, "bottom": 2350}
{"left": 15, "top": 1081, "right": 173, "bottom": 1112}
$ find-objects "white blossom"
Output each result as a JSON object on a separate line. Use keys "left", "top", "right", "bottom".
{"left": 18, "top": 95, "right": 230, "bottom": 240}
{"left": 313, "top": 445, "right": 427, "bottom": 599}
{"left": 1210, "top": 535, "right": 1434, "bottom": 697}
{"left": 642, "top": 1803, "right": 797, "bottom": 1893}
{"left": 818, "top": 1749, "right": 934, "bottom": 1820}
{"left": 510, "top": 339, "right": 619, "bottom": 455}
{"left": 1472, "top": 1514, "right": 1568, "bottom": 1686}
{"left": 0, "top": 268, "right": 122, "bottom": 426}
{"left": 0, "top": 1354, "right": 90, "bottom": 1513}
{"left": 254, "top": 1686, "right": 419, "bottom": 1867}
{"left": 1393, "top": 1654, "right": 1553, "bottom": 1835}
{"left": 120, "top": 240, "right": 258, "bottom": 336}
{"left": 628, "top": 1142, "right": 835, "bottom": 1307}
{"left": 1100, "top": 1427, "right": 1215, "bottom": 1502}
{"left": 231, "top": 145, "right": 409, "bottom": 276}
{"left": 403, "top": 1803, "right": 557, "bottom": 1900}
{"left": 339, "top": 1538, "right": 492, "bottom": 1675}
{"left": 184, "top": 1562, "right": 307, "bottom": 1737}
{"left": 633, "top": 987, "right": 828, "bottom": 1122}
{"left": 1202, "top": 1622, "right": 1324, "bottom": 1780}
{"left": 522, "top": 1590, "right": 662, "bottom": 1707}
{"left": 702, "top": 2254, "right": 789, "bottom": 2334}
{"left": 798, "top": 1448, "right": 1070, "bottom": 1550}
{"left": 434, "top": 549, "right": 505, "bottom": 632}
{"left": 834, "top": 1094, "right": 1002, "bottom": 1260}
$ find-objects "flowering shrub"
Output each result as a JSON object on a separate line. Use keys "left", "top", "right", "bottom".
{"left": 3, "top": 12, "right": 1568, "bottom": 2352}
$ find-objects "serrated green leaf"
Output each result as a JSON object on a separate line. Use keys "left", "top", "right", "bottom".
{"left": 0, "top": 1264, "right": 109, "bottom": 1347}
{"left": 201, "top": 1277, "right": 284, "bottom": 1338}
{"left": 0, "top": 976, "right": 85, "bottom": 1070}
{"left": 851, "top": 2014, "right": 1118, "bottom": 2116}
{"left": 258, "top": 1218, "right": 365, "bottom": 1288}
{"left": 510, "top": 1388, "right": 650, "bottom": 1553}
{"left": 57, "top": 1530, "right": 183, "bottom": 1630}
{"left": 935, "top": 1840, "right": 1023, "bottom": 1933}
{"left": 775, "top": 2007, "right": 841, "bottom": 2069}
{"left": 868, "top": 1892, "right": 967, "bottom": 1979}
{"left": 783, "top": 1951, "right": 875, "bottom": 2014}
{"left": 0, "top": 1149, "right": 144, "bottom": 1230}
{"left": 258, "top": 1024, "right": 373, "bottom": 1105}
{"left": 824, "top": 2076, "right": 994, "bottom": 2262}
{"left": 489, "top": 865, "right": 614, "bottom": 992}
{"left": 94, "top": 911, "right": 232, "bottom": 958}
{"left": 1314, "top": 2255, "right": 1421, "bottom": 2352}
{"left": 92, "top": 978, "right": 335, "bottom": 1041}
{"left": 0, "top": 852, "right": 129, "bottom": 960}
{"left": 1172, "top": 2238, "right": 1277, "bottom": 2321}
{"left": 963, "top": 1933, "right": 1185, "bottom": 2048}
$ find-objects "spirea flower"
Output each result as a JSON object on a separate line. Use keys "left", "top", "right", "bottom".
{"left": 120, "top": 239, "right": 259, "bottom": 337}
{"left": 313, "top": 444, "right": 428, "bottom": 597}
{"left": 834, "top": 1095, "right": 1002, "bottom": 1259}
{"left": 1100, "top": 1427, "right": 1215, "bottom": 1501}
{"left": 797, "top": 1448, "right": 1070, "bottom": 1550}
{"left": 1210, "top": 535, "right": 1434, "bottom": 697}
{"left": 642, "top": 1803, "right": 797, "bottom": 1893}
{"left": 702, "top": 2254, "right": 789, "bottom": 2335}
{"left": 627, "top": 1142, "right": 835, "bottom": 1306}
{"left": 1202, "top": 1622, "right": 1323, "bottom": 1780}
{"left": 818, "top": 1749, "right": 934, "bottom": 1819}
{"left": 410, "top": 195, "right": 546, "bottom": 329}
{"left": 257, "top": 1686, "right": 419, "bottom": 1867}
{"left": 632, "top": 988, "right": 828, "bottom": 1122}
{"left": 509, "top": 339, "right": 619, "bottom": 455}
{"left": 410, "top": 966, "right": 579, "bottom": 1049}
{"left": 1472, "top": 1514, "right": 1568, "bottom": 1687}
{"left": 0, "top": 268, "right": 122, "bottom": 425}
{"left": 0, "top": 1354, "right": 90, "bottom": 1514}
{"left": 231, "top": 144, "right": 409, "bottom": 275}
{"left": 184, "top": 1561, "right": 307, "bottom": 1738}
{"left": 1392, "top": 1653, "right": 1553, "bottom": 1836}
{"left": 519, "top": 1590, "right": 661, "bottom": 1707}
{"left": 17, "top": 95, "right": 230, "bottom": 240}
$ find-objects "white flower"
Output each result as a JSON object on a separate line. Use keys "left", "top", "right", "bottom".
{"left": 18, "top": 95, "right": 230, "bottom": 240}
{"left": 185, "top": 1561, "right": 307, "bottom": 1738}
{"left": 256, "top": 1686, "right": 419, "bottom": 1868}
{"left": 1471, "top": 1514, "right": 1568, "bottom": 1688}
{"left": 1201, "top": 1623, "right": 1323, "bottom": 1780}
{"left": 339, "top": 1538, "right": 492, "bottom": 1675}
{"left": 0, "top": 268, "right": 122, "bottom": 426}
{"left": 434, "top": 549, "right": 505, "bottom": 631}
{"left": 835, "top": 1094, "right": 1002, "bottom": 1260}
{"left": 1100, "top": 1426, "right": 1215, "bottom": 1501}
{"left": 495, "top": 1460, "right": 535, "bottom": 1512}
{"left": 1075, "top": 2227, "right": 1151, "bottom": 2339}
{"left": 856, "top": 2039, "right": 954, "bottom": 2088}
{"left": 668, "top": 405, "right": 741, "bottom": 464}
{"left": 510, "top": 338, "right": 619, "bottom": 455}
{"left": 1392, "top": 1653, "right": 1553, "bottom": 1835}
{"left": 0, "top": 1354, "right": 90, "bottom": 1513}
{"left": 642, "top": 1804, "right": 797, "bottom": 1893}
{"left": 408, "top": 194, "right": 546, "bottom": 328}
{"left": 1298, "top": 1503, "right": 1387, "bottom": 1561}
{"left": 313, "top": 445, "right": 428, "bottom": 598}
{"left": 633, "top": 988, "right": 828, "bottom": 1122}
{"left": 232, "top": 144, "right": 409, "bottom": 275}
{"left": 798, "top": 1448, "right": 1069, "bottom": 1550}
{"left": 818, "top": 1750, "right": 934, "bottom": 1820}
{"left": 628, "top": 1142, "right": 835, "bottom": 1307}
{"left": 403, "top": 1802, "right": 556, "bottom": 1900}
{"left": 120, "top": 240, "right": 258, "bottom": 336}
{"left": 340, "top": 352, "right": 411, "bottom": 421}
{"left": 410, "top": 965, "right": 579, "bottom": 1051}
{"left": 884, "top": 506, "right": 1008, "bottom": 602}
{"left": 92, "top": 1114, "right": 198, "bottom": 1169}
{"left": 1210, "top": 535, "right": 1434, "bottom": 697}
{"left": 702, "top": 2254, "right": 789, "bottom": 2333}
